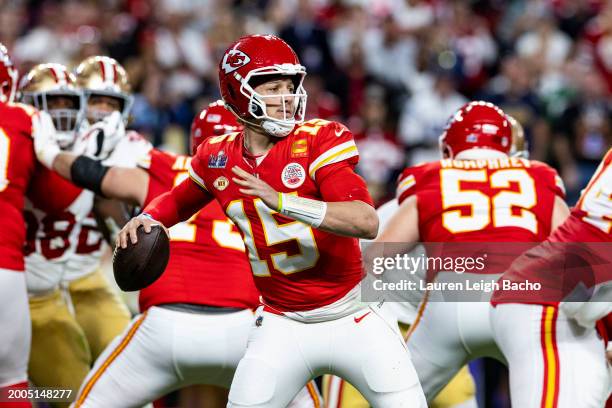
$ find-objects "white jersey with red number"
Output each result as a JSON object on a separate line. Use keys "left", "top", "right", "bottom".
{"left": 25, "top": 130, "right": 152, "bottom": 293}
{"left": 188, "top": 119, "right": 370, "bottom": 313}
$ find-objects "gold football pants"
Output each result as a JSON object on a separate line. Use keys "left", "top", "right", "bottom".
{"left": 28, "top": 269, "right": 130, "bottom": 406}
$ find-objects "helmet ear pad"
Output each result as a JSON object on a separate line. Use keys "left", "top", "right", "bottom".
{"left": 248, "top": 96, "right": 265, "bottom": 117}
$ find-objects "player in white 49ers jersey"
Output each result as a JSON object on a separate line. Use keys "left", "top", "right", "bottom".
{"left": 118, "top": 35, "right": 426, "bottom": 408}
{"left": 22, "top": 58, "right": 149, "bottom": 398}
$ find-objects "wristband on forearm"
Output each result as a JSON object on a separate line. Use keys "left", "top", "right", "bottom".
{"left": 70, "top": 155, "right": 110, "bottom": 196}
{"left": 277, "top": 193, "right": 327, "bottom": 228}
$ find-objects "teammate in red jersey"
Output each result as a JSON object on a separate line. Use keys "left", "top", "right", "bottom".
{"left": 490, "top": 148, "right": 612, "bottom": 407}
{"left": 33, "top": 100, "right": 322, "bottom": 407}
{"left": 373, "top": 101, "right": 570, "bottom": 404}
{"left": 0, "top": 43, "right": 49, "bottom": 408}
{"left": 118, "top": 35, "right": 426, "bottom": 407}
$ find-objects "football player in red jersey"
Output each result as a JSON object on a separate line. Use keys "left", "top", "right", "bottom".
{"left": 33, "top": 101, "right": 322, "bottom": 408}
{"left": 490, "top": 148, "right": 612, "bottom": 407}
{"left": 117, "top": 35, "right": 427, "bottom": 408}
{"left": 0, "top": 43, "right": 49, "bottom": 408}
{"left": 323, "top": 112, "right": 528, "bottom": 408}
{"left": 373, "top": 101, "right": 570, "bottom": 404}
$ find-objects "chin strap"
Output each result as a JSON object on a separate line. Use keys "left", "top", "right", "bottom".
{"left": 240, "top": 116, "right": 295, "bottom": 138}
{"left": 261, "top": 119, "right": 294, "bottom": 137}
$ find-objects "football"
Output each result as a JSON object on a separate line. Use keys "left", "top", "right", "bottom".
{"left": 112, "top": 225, "right": 170, "bottom": 291}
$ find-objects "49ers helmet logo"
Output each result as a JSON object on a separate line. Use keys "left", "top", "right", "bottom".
{"left": 221, "top": 50, "right": 251, "bottom": 74}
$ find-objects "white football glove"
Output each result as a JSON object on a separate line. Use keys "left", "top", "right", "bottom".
{"left": 32, "top": 110, "right": 61, "bottom": 169}
{"left": 76, "top": 111, "right": 126, "bottom": 159}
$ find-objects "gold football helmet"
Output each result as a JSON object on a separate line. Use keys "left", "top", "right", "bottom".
{"left": 75, "top": 56, "right": 133, "bottom": 123}
{"left": 508, "top": 114, "right": 529, "bottom": 159}
{"left": 20, "top": 63, "right": 84, "bottom": 148}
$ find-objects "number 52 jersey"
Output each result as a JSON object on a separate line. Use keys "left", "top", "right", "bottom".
{"left": 188, "top": 119, "right": 370, "bottom": 312}
{"left": 397, "top": 157, "right": 565, "bottom": 243}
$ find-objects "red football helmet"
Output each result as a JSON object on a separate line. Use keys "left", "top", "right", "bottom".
{"left": 190, "top": 100, "right": 242, "bottom": 155}
{"left": 0, "top": 43, "right": 18, "bottom": 104}
{"left": 439, "top": 101, "right": 511, "bottom": 159}
{"left": 218, "top": 34, "right": 307, "bottom": 138}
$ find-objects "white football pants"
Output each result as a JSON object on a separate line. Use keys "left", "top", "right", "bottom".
{"left": 227, "top": 305, "right": 427, "bottom": 408}
{"left": 492, "top": 303, "right": 610, "bottom": 407}
{"left": 72, "top": 306, "right": 321, "bottom": 407}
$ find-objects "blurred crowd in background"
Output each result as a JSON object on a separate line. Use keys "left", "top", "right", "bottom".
{"left": 2, "top": 0, "right": 612, "bottom": 205}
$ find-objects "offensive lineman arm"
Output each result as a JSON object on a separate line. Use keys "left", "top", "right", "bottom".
{"left": 33, "top": 110, "right": 149, "bottom": 205}
{"left": 45, "top": 152, "right": 149, "bottom": 206}
{"left": 364, "top": 195, "right": 420, "bottom": 266}
{"left": 230, "top": 166, "right": 379, "bottom": 239}
{"left": 374, "top": 195, "right": 419, "bottom": 246}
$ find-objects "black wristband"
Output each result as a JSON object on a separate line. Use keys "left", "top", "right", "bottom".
{"left": 70, "top": 156, "right": 110, "bottom": 196}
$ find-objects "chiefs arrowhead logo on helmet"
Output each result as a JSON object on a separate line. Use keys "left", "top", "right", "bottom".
{"left": 221, "top": 50, "right": 251, "bottom": 74}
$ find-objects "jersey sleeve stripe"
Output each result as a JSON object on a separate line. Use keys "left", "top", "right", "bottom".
{"left": 554, "top": 175, "right": 565, "bottom": 196}
{"left": 396, "top": 175, "right": 416, "bottom": 197}
{"left": 188, "top": 165, "right": 208, "bottom": 191}
{"left": 309, "top": 141, "right": 358, "bottom": 178}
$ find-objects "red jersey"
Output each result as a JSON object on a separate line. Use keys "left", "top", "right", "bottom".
{"left": 139, "top": 148, "right": 259, "bottom": 311}
{"left": 492, "top": 148, "right": 612, "bottom": 306}
{"left": 397, "top": 157, "right": 565, "bottom": 274}
{"left": 189, "top": 119, "right": 370, "bottom": 311}
{"left": 0, "top": 102, "right": 37, "bottom": 271}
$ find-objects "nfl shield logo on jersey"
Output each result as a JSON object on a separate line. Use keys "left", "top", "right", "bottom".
{"left": 208, "top": 151, "right": 228, "bottom": 168}
{"left": 281, "top": 163, "right": 306, "bottom": 188}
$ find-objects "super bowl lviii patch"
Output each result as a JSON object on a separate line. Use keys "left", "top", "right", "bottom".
{"left": 208, "top": 150, "right": 228, "bottom": 168}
